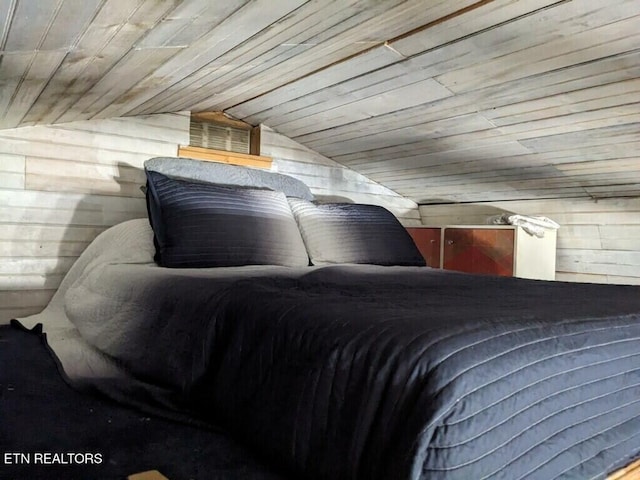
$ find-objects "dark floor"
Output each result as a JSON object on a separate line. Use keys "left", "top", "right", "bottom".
{"left": 0, "top": 323, "right": 287, "bottom": 480}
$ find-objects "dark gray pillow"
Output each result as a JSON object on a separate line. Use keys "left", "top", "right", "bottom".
{"left": 288, "top": 199, "right": 426, "bottom": 267}
{"left": 146, "top": 171, "right": 309, "bottom": 268}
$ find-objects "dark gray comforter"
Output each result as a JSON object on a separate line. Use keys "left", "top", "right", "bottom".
{"left": 19, "top": 220, "right": 640, "bottom": 480}
{"left": 201, "top": 266, "right": 640, "bottom": 480}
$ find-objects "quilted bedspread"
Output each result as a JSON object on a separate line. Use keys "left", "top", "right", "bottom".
{"left": 18, "top": 220, "right": 640, "bottom": 480}
{"left": 200, "top": 266, "right": 640, "bottom": 480}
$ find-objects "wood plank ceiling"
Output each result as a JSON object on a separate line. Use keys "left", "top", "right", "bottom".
{"left": 1, "top": 0, "right": 638, "bottom": 204}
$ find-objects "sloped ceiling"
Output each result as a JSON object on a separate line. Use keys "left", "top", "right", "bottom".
{"left": 1, "top": 0, "right": 639, "bottom": 204}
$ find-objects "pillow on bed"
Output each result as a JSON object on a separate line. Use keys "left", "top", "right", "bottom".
{"left": 288, "top": 199, "right": 426, "bottom": 267}
{"left": 145, "top": 171, "right": 309, "bottom": 268}
{"left": 145, "top": 157, "right": 315, "bottom": 201}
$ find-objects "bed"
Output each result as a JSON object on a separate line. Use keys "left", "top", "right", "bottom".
{"left": 12, "top": 158, "right": 640, "bottom": 480}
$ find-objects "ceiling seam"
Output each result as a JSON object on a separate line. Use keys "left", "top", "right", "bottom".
{"left": 45, "top": 0, "right": 151, "bottom": 125}
{"left": 80, "top": 0, "right": 190, "bottom": 118}
{"left": 223, "top": 0, "right": 500, "bottom": 114}
{"left": 0, "top": 0, "right": 16, "bottom": 75}
{"left": 114, "top": 0, "right": 315, "bottom": 119}
{"left": 236, "top": 0, "right": 575, "bottom": 138}
{"left": 0, "top": 0, "right": 17, "bottom": 52}
{"left": 1, "top": 0, "right": 65, "bottom": 120}
{"left": 280, "top": 48, "right": 640, "bottom": 152}
{"left": 19, "top": 0, "right": 111, "bottom": 126}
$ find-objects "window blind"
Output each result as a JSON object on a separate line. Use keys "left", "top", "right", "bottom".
{"left": 189, "top": 120, "right": 250, "bottom": 154}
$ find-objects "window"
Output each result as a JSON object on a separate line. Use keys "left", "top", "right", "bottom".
{"left": 177, "top": 112, "right": 271, "bottom": 169}
{"left": 190, "top": 118, "right": 250, "bottom": 154}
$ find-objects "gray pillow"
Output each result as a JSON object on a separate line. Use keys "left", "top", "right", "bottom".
{"left": 146, "top": 171, "right": 309, "bottom": 268}
{"left": 288, "top": 199, "right": 426, "bottom": 267}
{"left": 145, "top": 157, "right": 314, "bottom": 201}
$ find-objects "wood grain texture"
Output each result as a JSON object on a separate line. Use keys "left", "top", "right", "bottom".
{"left": 406, "top": 227, "right": 441, "bottom": 267}
{"left": 608, "top": 458, "right": 640, "bottom": 480}
{"left": 0, "top": 113, "right": 179, "bottom": 323}
{"left": 442, "top": 228, "right": 515, "bottom": 276}
{"left": 177, "top": 145, "right": 272, "bottom": 168}
{"left": 0, "top": 0, "right": 639, "bottom": 205}
{"left": 127, "top": 470, "right": 170, "bottom": 480}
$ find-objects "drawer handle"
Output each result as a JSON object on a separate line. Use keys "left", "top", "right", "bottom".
{"left": 447, "top": 240, "right": 454, "bottom": 245}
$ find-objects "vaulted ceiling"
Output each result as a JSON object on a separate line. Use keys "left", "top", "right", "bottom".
{"left": 1, "top": 0, "right": 639, "bottom": 204}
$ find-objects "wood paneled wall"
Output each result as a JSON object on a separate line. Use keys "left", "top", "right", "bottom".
{"left": 0, "top": 113, "right": 189, "bottom": 323}
{"left": 419, "top": 198, "right": 640, "bottom": 285}
{"left": 260, "top": 125, "right": 421, "bottom": 226}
